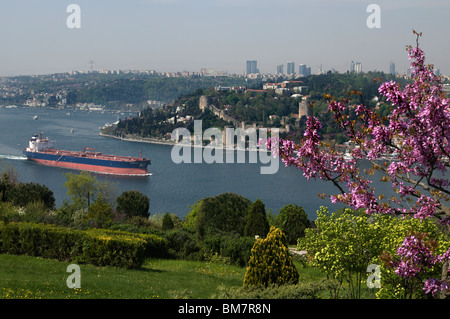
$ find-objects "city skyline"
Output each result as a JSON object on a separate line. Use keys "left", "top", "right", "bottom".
{"left": 0, "top": 0, "right": 449, "bottom": 77}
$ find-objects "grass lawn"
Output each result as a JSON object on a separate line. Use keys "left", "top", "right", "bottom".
{"left": 0, "top": 253, "right": 248, "bottom": 299}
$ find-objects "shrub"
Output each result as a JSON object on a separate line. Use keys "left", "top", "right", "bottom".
{"left": 7, "top": 182, "right": 55, "bottom": 210}
{"left": 244, "top": 199, "right": 269, "bottom": 238}
{"left": 116, "top": 190, "right": 150, "bottom": 218}
{"left": 243, "top": 226, "right": 299, "bottom": 287}
{"left": 275, "top": 204, "right": 311, "bottom": 244}
{"left": 162, "top": 212, "right": 174, "bottom": 230}
{"left": 164, "top": 228, "right": 200, "bottom": 260}
{"left": 193, "top": 193, "right": 252, "bottom": 239}
{"left": 0, "top": 222, "right": 156, "bottom": 268}
{"left": 214, "top": 281, "right": 329, "bottom": 299}
{"left": 201, "top": 234, "right": 255, "bottom": 266}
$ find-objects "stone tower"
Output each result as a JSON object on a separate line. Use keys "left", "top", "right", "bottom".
{"left": 199, "top": 95, "right": 211, "bottom": 112}
{"left": 298, "top": 95, "right": 312, "bottom": 119}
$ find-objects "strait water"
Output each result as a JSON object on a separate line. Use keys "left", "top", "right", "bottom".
{"left": 0, "top": 107, "right": 395, "bottom": 220}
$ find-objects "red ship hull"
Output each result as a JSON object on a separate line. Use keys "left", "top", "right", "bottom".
{"left": 29, "top": 157, "right": 150, "bottom": 176}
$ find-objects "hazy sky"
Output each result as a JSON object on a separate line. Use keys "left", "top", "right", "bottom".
{"left": 0, "top": 0, "right": 449, "bottom": 76}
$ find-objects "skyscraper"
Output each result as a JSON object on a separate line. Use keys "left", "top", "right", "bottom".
{"left": 287, "top": 61, "right": 295, "bottom": 75}
{"left": 299, "top": 64, "right": 307, "bottom": 76}
{"left": 355, "top": 62, "right": 362, "bottom": 74}
{"left": 246, "top": 60, "right": 258, "bottom": 75}
{"left": 390, "top": 62, "right": 396, "bottom": 75}
{"left": 276, "top": 64, "right": 284, "bottom": 75}
{"left": 350, "top": 61, "right": 355, "bottom": 73}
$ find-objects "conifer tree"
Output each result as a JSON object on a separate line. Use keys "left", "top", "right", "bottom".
{"left": 244, "top": 226, "right": 299, "bottom": 287}
{"left": 244, "top": 199, "right": 269, "bottom": 238}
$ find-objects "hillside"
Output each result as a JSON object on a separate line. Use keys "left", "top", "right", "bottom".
{"left": 105, "top": 71, "right": 407, "bottom": 145}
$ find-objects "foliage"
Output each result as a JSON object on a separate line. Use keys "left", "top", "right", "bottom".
{"left": 0, "top": 222, "right": 149, "bottom": 268}
{"left": 298, "top": 207, "right": 385, "bottom": 298}
{"left": 116, "top": 190, "right": 150, "bottom": 219}
{"left": 191, "top": 193, "right": 252, "bottom": 239}
{"left": 162, "top": 212, "right": 175, "bottom": 230}
{"left": 214, "top": 281, "right": 328, "bottom": 299}
{"left": 0, "top": 164, "right": 19, "bottom": 202}
{"left": 8, "top": 182, "right": 55, "bottom": 210}
{"left": 164, "top": 228, "right": 201, "bottom": 260}
{"left": 201, "top": 234, "right": 255, "bottom": 267}
{"left": 63, "top": 171, "right": 117, "bottom": 209}
{"left": 374, "top": 217, "right": 450, "bottom": 299}
{"left": 244, "top": 199, "right": 270, "bottom": 238}
{"left": 265, "top": 31, "right": 450, "bottom": 298}
{"left": 83, "top": 196, "right": 114, "bottom": 229}
{"left": 243, "top": 226, "right": 299, "bottom": 287}
{"left": 274, "top": 204, "right": 311, "bottom": 245}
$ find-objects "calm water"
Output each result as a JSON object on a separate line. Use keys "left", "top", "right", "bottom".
{"left": 0, "top": 107, "right": 395, "bottom": 220}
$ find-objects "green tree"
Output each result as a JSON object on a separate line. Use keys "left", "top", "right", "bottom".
{"left": 0, "top": 164, "right": 18, "bottom": 202}
{"left": 8, "top": 182, "right": 55, "bottom": 210}
{"left": 244, "top": 199, "right": 269, "bottom": 238}
{"left": 162, "top": 212, "right": 174, "bottom": 230}
{"left": 116, "top": 190, "right": 150, "bottom": 219}
{"left": 193, "top": 193, "right": 252, "bottom": 239}
{"left": 243, "top": 226, "right": 299, "bottom": 287}
{"left": 64, "top": 171, "right": 116, "bottom": 209}
{"left": 275, "top": 204, "right": 311, "bottom": 245}
{"left": 298, "top": 207, "right": 383, "bottom": 298}
{"left": 83, "top": 195, "right": 114, "bottom": 229}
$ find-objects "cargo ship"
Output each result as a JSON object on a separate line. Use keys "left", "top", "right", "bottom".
{"left": 23, "top": 133, "right": 150, "bottom": 176}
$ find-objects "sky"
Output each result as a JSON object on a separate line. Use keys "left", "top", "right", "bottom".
{"left": 0, "top": 0, "right": 449, "bottom": 76}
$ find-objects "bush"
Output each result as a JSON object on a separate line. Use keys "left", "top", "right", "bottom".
{"left": 162, "top": 212, "right": 174, "bottom": 230}
{"left": 275, "top": 204, "right": 311, "bottom": 245}
{"left": 116, "top": 190, "right": 150, "bottom": 218}
{"left": 244, "top": 199, "right": 269, "bottom": 238}
{"left": 7, "top": 182, "right": 55, "bottom": 210}
{"left": 243, "top": 226, "right": 299, "bottom": 287}
{"left": 0, "top": 222, "right": 158, "bottom": 268}
{"left": 192, "top": 193, "right": 252, "bottom": 239}
{"left": 201, "top": 234, "right": 255, "bottom": 267}
{"left": 164, "top": 228, "right": 201, "bottom": 260}
{"left": 214, "top": 281, "right": 329, "bottom": 299}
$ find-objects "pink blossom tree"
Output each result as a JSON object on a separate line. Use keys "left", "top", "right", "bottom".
{"left": 266, "top": 31, "right": 450, "bottom": 298}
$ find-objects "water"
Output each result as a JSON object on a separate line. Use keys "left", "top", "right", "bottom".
{"left": 0, "top": 107, "right": 394, "bottom": 220}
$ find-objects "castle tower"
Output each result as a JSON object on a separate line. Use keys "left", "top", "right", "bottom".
{"left": 199, "top": 95, "right": 210, "bottom": 112}
{"left": 298, "top": 95, "right": 312, "bottom": 119}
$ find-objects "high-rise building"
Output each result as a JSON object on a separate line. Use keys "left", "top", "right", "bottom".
{"left": 350, "top": 61, "right": 355, "bottom": 73}
{"left": 246, "top": 60, "right": 258, "bottom": 75}
{"left": 390, "top": 62, "right": 396, "bottom": 75}
{"left": 276, "top": 64, "right": 284, "bottom": 75}
{"left": 287, "top": 61, "right": 295, "bottom": 75}
{"left": 306, "top": 66, "right": 311, "bottom": 76}
{"left": 355, "top": 62, "right": 362, "bottom": 74}
{"left": 299, "top": 64, "right": 307, "bottom": 76}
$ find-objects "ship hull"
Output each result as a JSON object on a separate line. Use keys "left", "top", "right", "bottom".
{"left": 23, "top": 150, "right": 150, "bottom": 176}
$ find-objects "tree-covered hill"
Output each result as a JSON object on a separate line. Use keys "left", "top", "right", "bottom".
{"left": 107, "top": 71, "right": 411, "bottom": 145}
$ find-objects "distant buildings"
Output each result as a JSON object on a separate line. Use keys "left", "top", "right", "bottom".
{"left": 390, "top": 63, "right": 396, "bottom": 75}
{"left": 276, "top": 64, "right": 284, "bottom": 75}
{"left": 286, "top": 61, "right": 295, "bottom": 75}
{"left": 246, "top": 60, "right": 259, "bottom": 75}
{"left": 350, "top": 61, "right": 362, "bottom": 74}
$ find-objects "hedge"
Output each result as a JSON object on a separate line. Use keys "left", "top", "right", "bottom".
{"left": 0, "top": 222, "right": 167, "bottom": 268}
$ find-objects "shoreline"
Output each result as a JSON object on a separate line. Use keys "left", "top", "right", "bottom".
{"left": 99, "top": 132, "right": 266, "bottom": 152}
{"left": 99, "top": 132, "right": 177, "bottom": 146}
